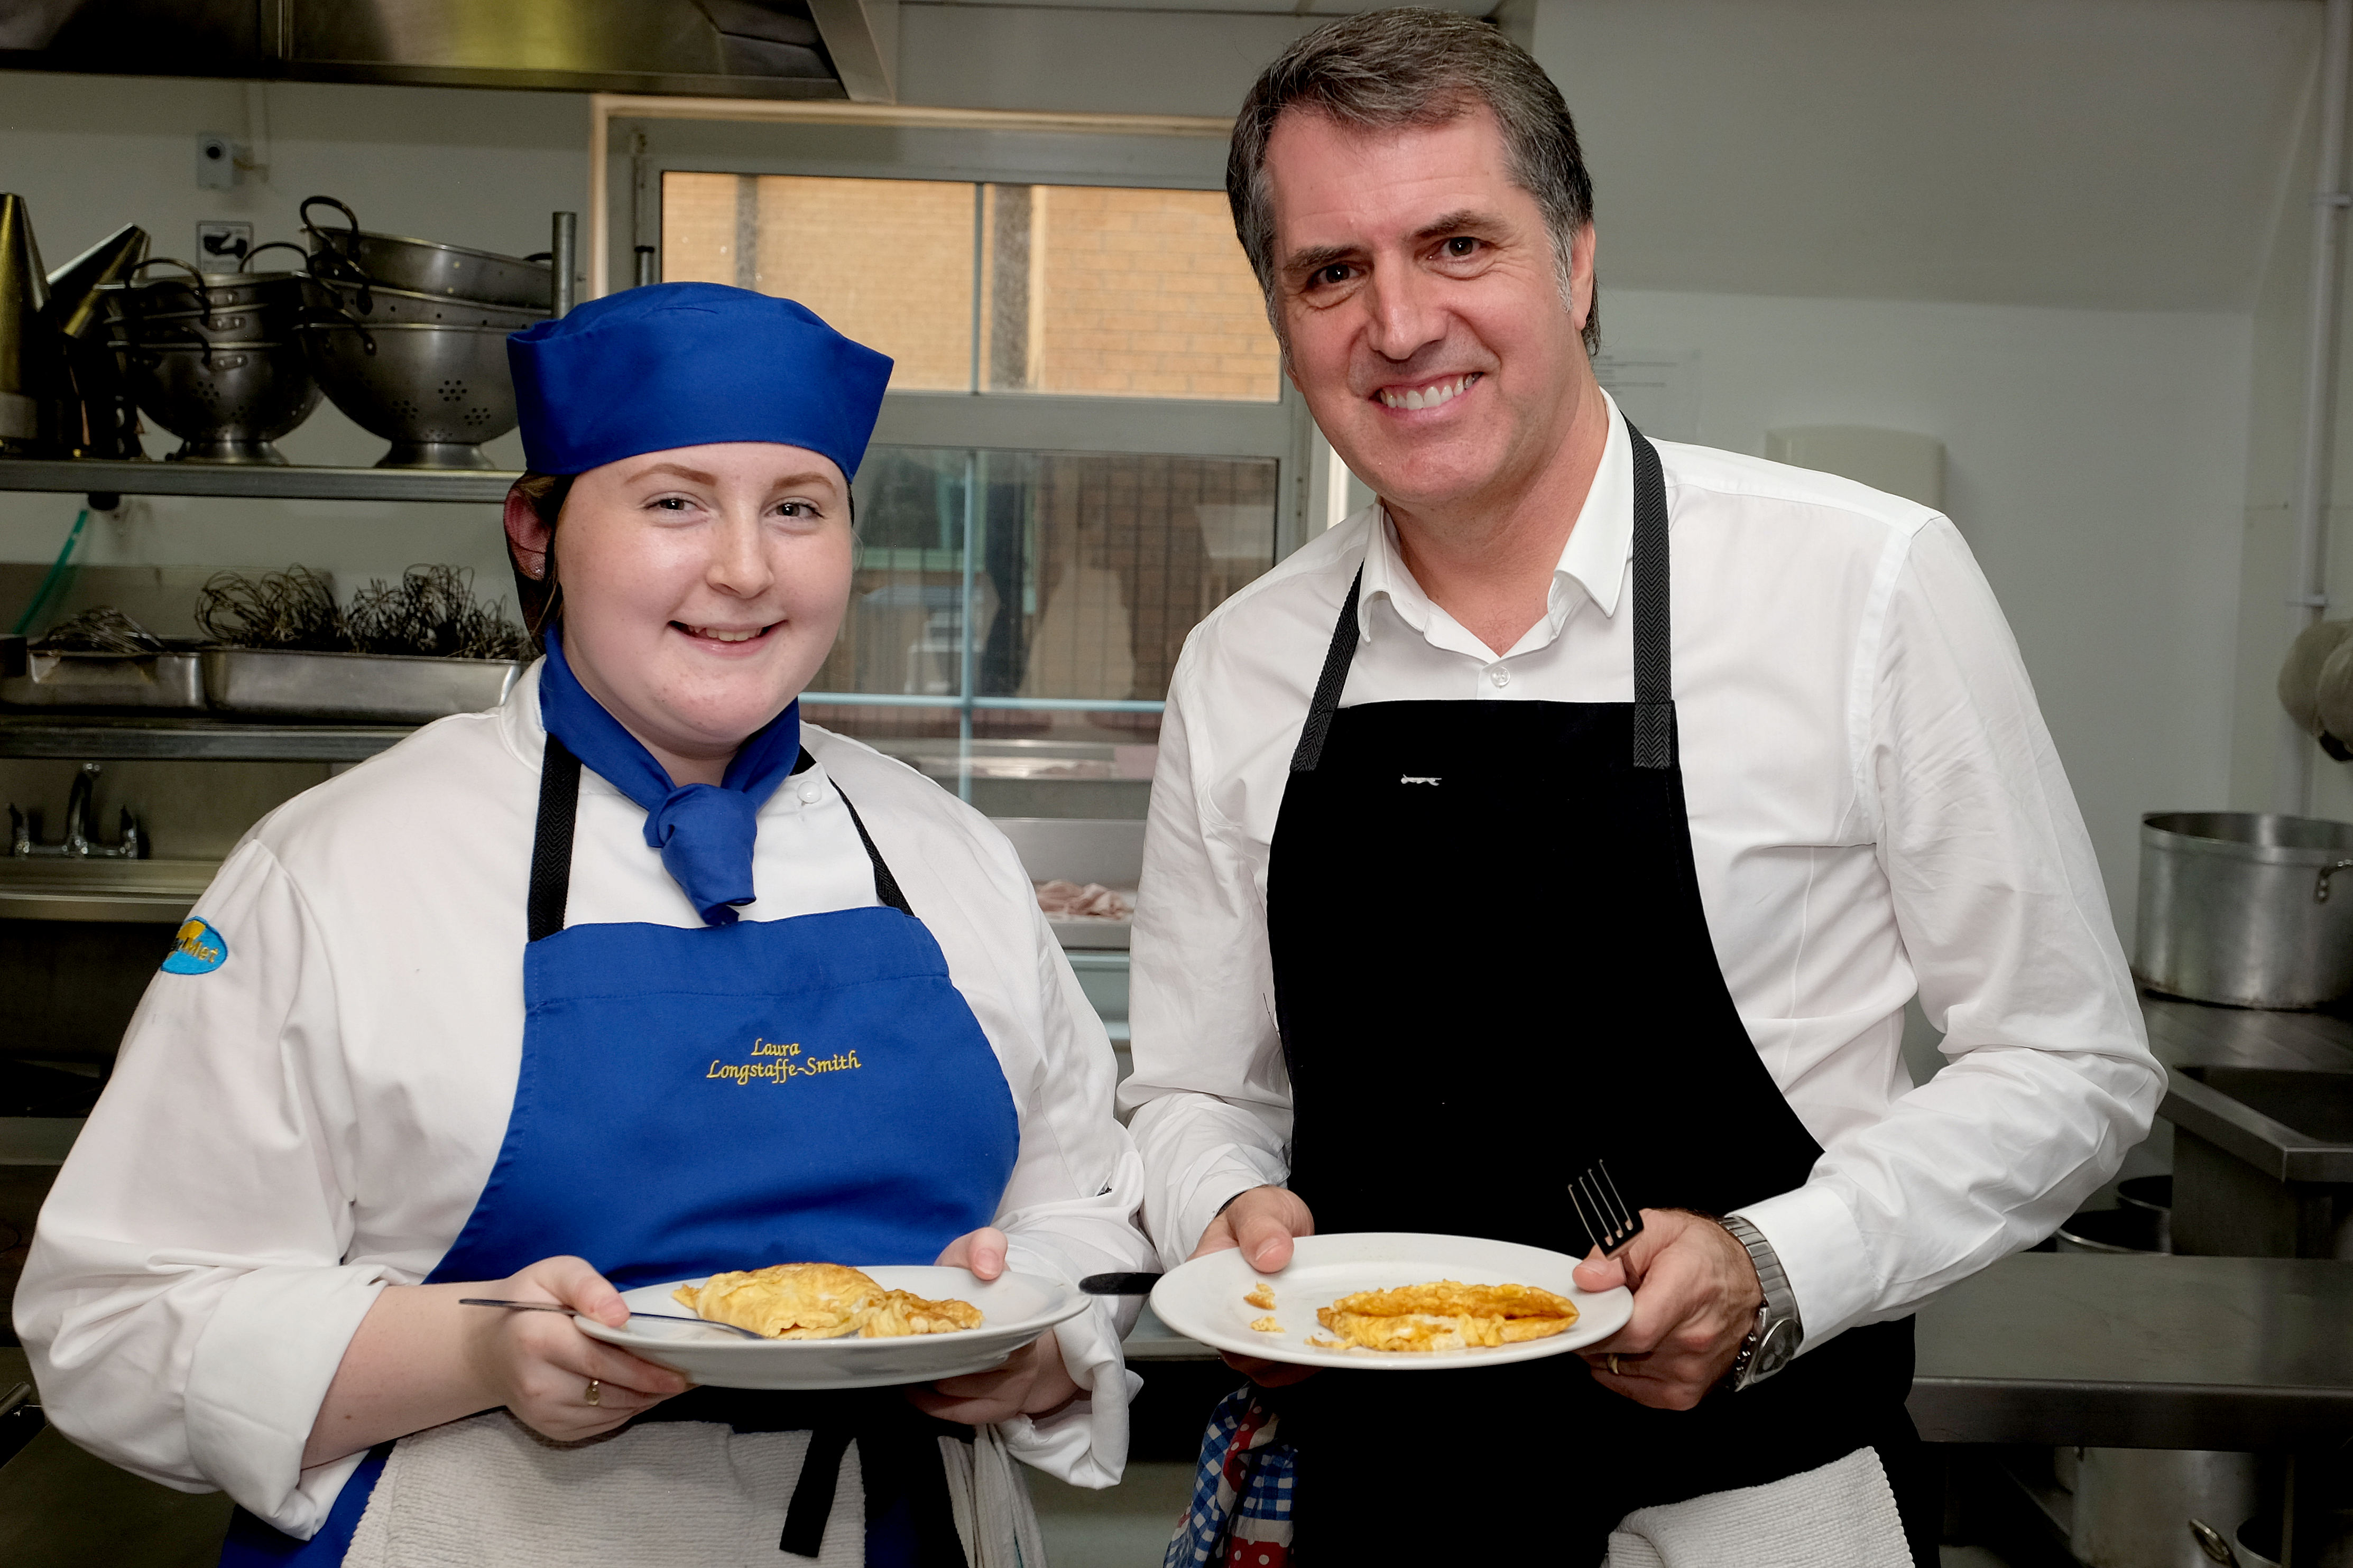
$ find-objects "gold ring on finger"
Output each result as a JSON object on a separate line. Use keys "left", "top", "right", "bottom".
{"left": 586, "top": 1378, "right": 602, "bottom": 1407}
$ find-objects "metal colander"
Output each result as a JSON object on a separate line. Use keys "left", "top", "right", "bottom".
{"left": 299, "top": 321, "right": 519, "bottom": 470}
{"left": 119, "top": 339, "right": 322, "bottom": 465}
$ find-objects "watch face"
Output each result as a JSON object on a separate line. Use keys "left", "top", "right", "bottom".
{"left": 1755, "top": 1319, "right": 1801, "bottom": 1377}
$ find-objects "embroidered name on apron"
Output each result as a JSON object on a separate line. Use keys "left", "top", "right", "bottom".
{"left": 706, "top": 1037, "right": 865, "bottom": 1084}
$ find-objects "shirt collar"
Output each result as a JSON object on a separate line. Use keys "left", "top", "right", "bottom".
{"left": 1357, "top": 389, "right": 1635, "bottom": 646}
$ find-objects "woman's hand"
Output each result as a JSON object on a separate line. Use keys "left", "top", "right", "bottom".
{"left": 304, "top": 1256, "right": 692, "bottom": 1467}
{"left": 904, "top": 1227, "right": 1080, "bottom": 1425}
{"left": 908, "top": 1331, "right": 1078, "bottom": 1425}
{"left": 460, "top": 1256, "right": 695, "bottom": 1442}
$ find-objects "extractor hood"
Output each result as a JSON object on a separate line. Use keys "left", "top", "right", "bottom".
{"left": 0, "top": 0, "right": 900, "bottom": 103}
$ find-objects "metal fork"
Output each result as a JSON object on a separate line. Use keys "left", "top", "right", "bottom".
{"left": 458, "top": 1297, "right": 769, "bottom": 1340}
{"left": 1566, "top": 1158, "right": 1645, "bottom": 1257}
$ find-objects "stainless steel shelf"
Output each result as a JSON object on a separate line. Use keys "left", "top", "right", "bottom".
{"left": 0, "top": 458, "right": 518, "bottom": 504}
{"left": 0, "top": 716, "right": 412, "bottom": 762}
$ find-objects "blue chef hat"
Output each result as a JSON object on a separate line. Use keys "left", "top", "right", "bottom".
{"left": 506, "top": 282, "right": 894, "bottom": 478}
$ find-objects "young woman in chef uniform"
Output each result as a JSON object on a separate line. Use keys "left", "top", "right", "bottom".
{"left": 15, "top": 283, "right": 1152, "bottom": 1566}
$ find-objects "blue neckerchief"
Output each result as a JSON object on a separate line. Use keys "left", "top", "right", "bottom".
{"left": 537, "top": 624, "right": 802, "bottom": 926}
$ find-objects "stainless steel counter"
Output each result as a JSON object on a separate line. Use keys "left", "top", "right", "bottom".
{"left": 1908, "top": 1251, "right": 2353, "bottom": 1448}
{"left": 2142, "top": 990, "right": 2353, "bottom": 1074}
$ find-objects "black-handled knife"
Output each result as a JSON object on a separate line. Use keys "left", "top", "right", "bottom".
{"left": 1079, "top": 1272, "right": 1165, "bottom": 1295}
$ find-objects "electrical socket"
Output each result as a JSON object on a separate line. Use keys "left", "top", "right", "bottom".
{"left": 196, "top": 133, "right": 238, "bottom": 190}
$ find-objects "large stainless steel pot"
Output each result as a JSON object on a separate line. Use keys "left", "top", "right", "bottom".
{"left": 2136, "top": 812, "right": 2353, "bottom": 1009}
{"left": 2071, "top": 1448, "right": 2257, "bottom": 1568}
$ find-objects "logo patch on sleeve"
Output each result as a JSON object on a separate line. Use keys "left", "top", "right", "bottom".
{"left": 162, "top": 917, "right": 228, "bottom": 975}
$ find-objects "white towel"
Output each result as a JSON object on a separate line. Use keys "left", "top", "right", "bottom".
{"left": 1603, "top": 1446, "right": 1911, "bottom": 1568}
{"left": 344, "top": 1411, "right": 869, "bottom": 1568}
{"left": 937, "top": 1423, "right": 1048, "bottom": 1568}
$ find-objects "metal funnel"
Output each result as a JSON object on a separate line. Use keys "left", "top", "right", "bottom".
{"left": 0, "top": 193, "right": 66, "bottom": 456}
{"left": 42, "top": 222, "right": 148, "bottom": 341}
{"left": 42, "top": 222, "right": 150, "bottom": 459}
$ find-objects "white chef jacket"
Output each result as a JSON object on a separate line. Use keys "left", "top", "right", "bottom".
{"left": 15, "top": 663, "right": 1154, "bottom": 1537}
{"left": 1121, "top": 393, "right": 2164, "bottom": 1354}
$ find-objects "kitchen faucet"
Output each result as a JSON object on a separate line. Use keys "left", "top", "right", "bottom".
{"left": 8, "top": 763, "right": 144, "bottom": 858}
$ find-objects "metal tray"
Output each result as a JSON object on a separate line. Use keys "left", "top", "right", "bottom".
{"left": 0, "top": 648, "right": 207, "bottom": 711}
{"left": 200, "top": 648, "right": 522, "bottom": 721}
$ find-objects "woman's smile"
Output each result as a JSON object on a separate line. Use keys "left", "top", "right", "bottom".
{"left": 673, "top": 620, "right": 781, "bottom": 648}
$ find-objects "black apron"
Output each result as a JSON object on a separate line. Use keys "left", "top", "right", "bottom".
{"left": 1260, "top": 424, "right": 1936, "bottom": 1565}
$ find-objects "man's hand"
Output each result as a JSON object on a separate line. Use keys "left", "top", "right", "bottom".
{"left": 1189, "top": 1185, "right": 1316, "bottom": 1387}
{"left": 1572, "top": 1210, "right": 1762, "bottom": 1410}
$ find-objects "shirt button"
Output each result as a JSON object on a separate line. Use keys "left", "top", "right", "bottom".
{"left": 799, "top": 783, "right": 822, "bottom": 804}
{"left": 1489, "top": 665, "right": 1511, "bottom": 688}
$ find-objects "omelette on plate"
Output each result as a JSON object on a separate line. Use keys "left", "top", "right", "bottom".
{"left": 675, "top": 1263, "right": 983, "bottom": 1340}
{"left": 1312, "top": 1279, "right": 1577, "bottom": 1353}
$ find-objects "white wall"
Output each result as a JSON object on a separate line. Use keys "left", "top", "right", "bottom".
{"left": 0, "top": 14, "right": 2278, "bottom": 941}
{"left": 1604, "top": 289, "right": 2251, "bottom": 928}
{"left": 2225, "top": 40, "right": 2353, "bottom": 829}
{"left": 0, "top": 73, "right": 586, "bottom": 601}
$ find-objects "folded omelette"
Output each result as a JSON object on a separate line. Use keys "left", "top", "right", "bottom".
{"left": 675, "top": 1263, "right": 983, "bottom": 1340}
{"left": 1313, "top": 1279, "right": 1578, "bottom": 1353}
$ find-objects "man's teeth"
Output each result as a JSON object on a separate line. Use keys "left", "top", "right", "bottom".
{"left": 688, "top": 626, "right": 763, "bottom": 643}
{"left": 1379, "top": 375, "right": 1476, "bottom": 411}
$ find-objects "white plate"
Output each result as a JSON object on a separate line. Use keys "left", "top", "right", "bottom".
{"left": 1149, "top": 1232, "right": 1632, "bottom": 1371}
{"left": 578, "top": 1266, "right": 1088, "bottom": 1390}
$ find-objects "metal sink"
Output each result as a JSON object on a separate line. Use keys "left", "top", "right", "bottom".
{"left": 2162, "top": 1065, "right": 2353, "bottom": 1256}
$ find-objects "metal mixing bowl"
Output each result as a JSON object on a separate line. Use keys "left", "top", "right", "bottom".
{"left": 303, "top": 197, "right": 551, "bottom": 310}
{"left": 119, "top": 338, "right": 322, "bottom": 465}
{"left": 109, "top": 265, "right": 309, "bottom": 356}
{"left": 299, "top": 321, "right": 519, "bottom": 469}
{"left": 301, "top": 273, "right": 546, "bottom": 330}
{"left": 121, "top": 303, "right": 304, "bottom": 347}
{"left": 112, "top": 266, "right": 308, "bottom": 319}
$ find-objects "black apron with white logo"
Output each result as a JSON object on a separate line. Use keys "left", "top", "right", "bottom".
{"left": 1260, "top": 425, "right": 1934, "bottom": 1564}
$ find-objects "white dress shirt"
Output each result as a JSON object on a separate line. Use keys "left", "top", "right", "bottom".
{"left": 16, "top": 664, "right": 1152, "bottom": 1536}
{"left": 1121, "top": 394, "right": 2164, "bottom": 1356}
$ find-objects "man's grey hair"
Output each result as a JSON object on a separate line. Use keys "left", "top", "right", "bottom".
{"left": 1226, "top": 7, "right": 1600, "bottom": 355}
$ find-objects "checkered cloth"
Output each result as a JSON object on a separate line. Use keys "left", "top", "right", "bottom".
{"left": 1166, "top": 1387, "right": 1296, "bottom": 1568}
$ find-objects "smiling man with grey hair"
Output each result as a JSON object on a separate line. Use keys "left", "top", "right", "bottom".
{"left": 1122, "top": 9, "right": 2161, "bottom": 1564}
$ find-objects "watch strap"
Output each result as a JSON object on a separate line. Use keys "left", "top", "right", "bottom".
{"left": 1718, "top": 1213, "right": 1802, "bottom": 1390}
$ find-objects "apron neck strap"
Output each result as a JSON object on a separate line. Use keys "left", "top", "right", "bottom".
{"left": 527, "top": 737, "right": 914, "bottom": 942}
{"left": 1627, "top": 421, "right": 1675, "bottom": 769}
{"left": 1288, "top": 418, "right": 1675, "bottom": 775}
{"left": 529, "top": 736, "right": 584, "bottom": 942}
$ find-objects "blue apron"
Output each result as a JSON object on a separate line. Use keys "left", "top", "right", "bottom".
{"left": 223, "top": 738, "right": 1022, "bottom": 1565}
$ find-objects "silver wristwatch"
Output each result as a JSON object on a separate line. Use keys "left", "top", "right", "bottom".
{"left": 1718, "top": 1213, "right": 1803, "bottom": 1391}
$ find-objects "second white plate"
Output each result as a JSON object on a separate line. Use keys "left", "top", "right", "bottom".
{"left": 1150, "top": 1232, "right": 1631, "bottom": 1371}
{"left": 579, "top": 1266, "right": 1089, "bottom": 1390}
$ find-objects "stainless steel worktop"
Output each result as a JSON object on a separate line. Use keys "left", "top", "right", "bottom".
{"left": 1909, "top": 1251, "right": 2353, "bottom": 1448}
{"left": 2142, "top": 989, "right": 2353, "bottom": 1074}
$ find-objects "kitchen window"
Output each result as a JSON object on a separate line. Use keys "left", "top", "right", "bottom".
{"left": 606, "top": 106, "right": 1324, "bottom": 813}
{"left": 662, "top": 174, "right": 1282, "bottom": 402}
